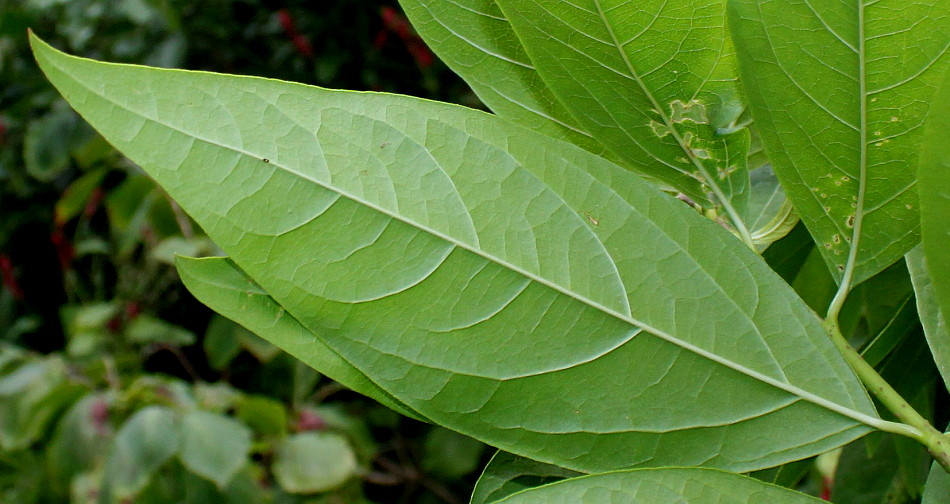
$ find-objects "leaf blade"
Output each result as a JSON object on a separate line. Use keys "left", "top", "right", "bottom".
{"left": 32, "top": 35, "right": 879, "bottom": 473}
{"left": 492, "top": 468, "right": 828, "bottom": 503}
{"left": 729, "top": 0, "right": 950, "bottom": 285}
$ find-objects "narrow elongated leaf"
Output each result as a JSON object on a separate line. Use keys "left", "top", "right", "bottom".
{"left": 175, "top": 255, "right": 426, "bottom": 421}
{"left": 907, "top": 246, "right": 950, "bottom": 390}
{"left": 32, "top": 35, "right": 880, "bottom": 473}
{"left": 491, "top": 468, "right": 827, "bottom": 503}
{"left": 397, "top": 0, "right": 608, "bottom": 158}
{"left": 729, "top": 0, "right": 949, "bottom": 286}
{"left": 495, "top": 0, "right": 754, "bottom": 238}
{"left": 918, "top": 71, "right": 950, "bottom": 320}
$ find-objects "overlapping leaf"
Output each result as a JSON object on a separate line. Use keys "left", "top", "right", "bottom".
{"left": 490, "top": 468, "right": 828, "bottom": 503}
{"left": 176, "top": 256, "right": 426, "bottom": 421}
{"left": 729, "top": 0, "right": 950, "bottom": 286}
{"left": 494, "top": 0, "right": 754, "bottom": 240}
{"left": 397, "top": 0, "right": 609, "bottom": 158}
{"left": 32, "top": 35, "right": 880, "bottom": 473}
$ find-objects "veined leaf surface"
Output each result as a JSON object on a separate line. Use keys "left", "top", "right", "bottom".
{"left": 175, "top": 255, "right": 427, "bottom": 422}
{"left": 397, "top": 0, "right": 609, "bottom": 158}
{"left": 494, "top": 0, "right": 754, "bottom": 240}
{"left": 32, "top": 34, "right": 879, "bottom": 473}
{"left": 729, "top": 0, "right": 949, "bottom": 286}
{"left": 491, "top": 468, "right": 828, "bottom": 503}
{"left": 471, "top": 451, "right": 580, "bottom": 504}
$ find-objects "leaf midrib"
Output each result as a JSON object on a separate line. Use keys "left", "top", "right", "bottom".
{"left": 43, "top": 47, "right": 884, "bottom": 431}
{"left": 590, "top": 0, "right": 754, "bottom": 245}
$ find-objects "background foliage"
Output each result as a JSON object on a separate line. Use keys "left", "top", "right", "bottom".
{"left": 0, "top": 1, "right": 486, "bottom": 503}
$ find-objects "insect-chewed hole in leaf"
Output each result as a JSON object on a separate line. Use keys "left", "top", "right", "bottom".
{"left": 669, "top": 99, "right": 709, "bottom": 124}
{"left": 649, "top": 120, "right": 671, "bottom": 138}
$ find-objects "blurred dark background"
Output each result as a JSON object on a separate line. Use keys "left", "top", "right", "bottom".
{"left": 0, "top": 1, "right": 487, "bottom": 503}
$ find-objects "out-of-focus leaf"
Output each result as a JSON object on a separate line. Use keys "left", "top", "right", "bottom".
{"left": 491, "top": 468, "right": 827, "bottom": 503}
{"left": 46, "top": 393, "right": 112, "bottom": 498}
{"left": 0, "top": 357, "right": 85, "bottom": 450}
{"left": 176, "top": 256, "right": 425, "bottom": 422}
{"left": 23, "top": 101, "right": 94, "bottom": 181}
{"left": 471, "top": 451, "right": 580, "bottom": 504}
{"left": 919, "top": 71, "right": 950, "bottom": 325}
{"left": 729, "top": 0, "right": 949, "bottom": 285}
{"left": 907, "top": 245, "right": 950, "bottom": 390}
{"left": 35, "top": 35, "right": 883, "bottom": 473}
{"left": 125, "top": 314, "right": 196, "bottom": 346}
{"left": 421, "top": 427, "right": 485, "bottom": 480}
{"left": 203, "top": 315, "right": 243, "bottom": 371}
{"left": 54, "top": 168, "right": 107, "bottom": 224}
{"left": 178, "top": 410, "right": 251, "bottom": 489}
{"left": 100, "top": 406, "right": 180, "bottom": 502}
{"left": 840, "top": 261, "right": 916, "bottom": 366}
{"left": 236, "top": 395, "right": 287, "bottom": 437}
{"left": 272, "top": 432, "right": 358, "bottom": 494}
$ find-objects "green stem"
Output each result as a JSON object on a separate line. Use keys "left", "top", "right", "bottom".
{"left": 823, "top": 318, "right": 950, "bottom": 474}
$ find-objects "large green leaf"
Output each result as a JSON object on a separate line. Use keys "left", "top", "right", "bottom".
{"left": 32, "top": 34, "right": 881, "bottom": 473}
{"left": 175, "top": 255, "right": 427, "bottom": 421}
{"left": 491, "top": 468, "right": 827, "bottom": 503}
{"left": 178, "top": 410, "right": 251, "bottom": 489}
{"left": 494, "top": 0, "right": 754, "bottom": 240}
{"left": 918, "top": 70, "right": 950, "bottom": 322}
{"left": 729, "top": 0, "right": 949, "bottom": 287}
{"left": 397, "top": 0, "right": 608, "bottom": 158}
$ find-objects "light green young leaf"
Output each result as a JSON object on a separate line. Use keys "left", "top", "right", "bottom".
{"left": 178, "top": 410, "right": 251, "bottom": 489}
{"left": 918, "top": 70, "right": 950, "bottom": 322}
{"left": 491, "top": 468, "right": 827, "bottom": 503}
{"left": 397, "top": 0, "right": 609, "bottom": 158}
{"left": 471, "top": 451, "right": 580, "bottom": 504}
{"left": 100, "top": 406, "right": 180, "bottom": 502}
{"left": 495, "top": 0, "right": 754, "bottom": 241}
{"left": 272, "top": 433, "right": 358, "bottom": 494}
{"left": 175, "top": 256, "right": 427, "bottom": 422}
{"left": 728, "top": 0, "right": 949, "bottom": 287}
{"left": 33, "top": 35, "right": 881, "bottom": 473}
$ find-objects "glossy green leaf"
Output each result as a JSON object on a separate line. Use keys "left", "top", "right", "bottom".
{"left": 471, "top": 451, "right": 580, "bottom": 504}
{"left": 272, "top": 432, "right": 358, "bottom": 494}
{"left": 919, "top": 71, "right": 950, "bottom": 321}
{"left": 397, "top": 0, "right": 608, "bottom": 158}
{"left": 491, "top": 468, "right": 827, "bottom": 503}
{"left": 729, "top": 0, "right": 949, "bottom": 286}
{"left": 34, "top": 35, "right": 880, "bottom": 473}
{"left": 495, "top": 0, "right": 755, "bottom": 239}
{"left": 176, "top": 256, "right": 426, "bottom": 422}
{"left": 178, "top": 410, "right": 251, "bottom": 489}
{"left": 100, "top": 406, "right": 180, "bottom": 502}
{"left": 907, "top": 245, "right": 950, "bottom": 390}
